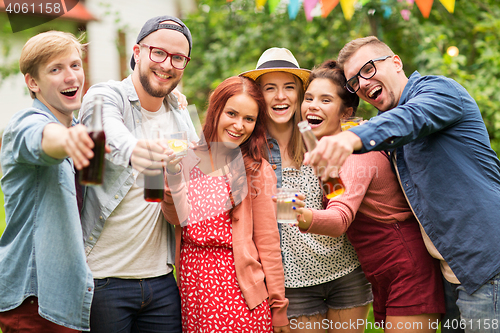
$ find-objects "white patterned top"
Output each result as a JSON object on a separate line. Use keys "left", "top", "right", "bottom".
{"left": 281, "top": 165, "right": 360, "bottom": 288}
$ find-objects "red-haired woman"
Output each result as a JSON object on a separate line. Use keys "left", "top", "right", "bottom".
{"left": 162, "top": 76, "right": 290, "bottom": 333}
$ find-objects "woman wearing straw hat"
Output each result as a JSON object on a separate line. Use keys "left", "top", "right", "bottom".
{"left": 241, "top": 48, "right": 372, "bottom": 332}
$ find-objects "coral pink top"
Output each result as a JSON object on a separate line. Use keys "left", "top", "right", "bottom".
{"left": 304, "top": 151, "right": 413, "bottom": 237}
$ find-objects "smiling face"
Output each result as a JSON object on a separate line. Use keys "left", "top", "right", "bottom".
{"left": 259, "top": 72, "right": 300, "bottom": 126}
{"left": 216, "top": 93, "right": 259, "bottom": 148}
{"left": 344, "top": 45, "right": 404, "bottom": 112}
{"left": 26, "top": 48, "right": 84, "bottom": 123}
{"left": 133, "top": 22, "right": 189, "bottom": 99}
{"left": 301, "top": 78, "right": 351, "bottom": 139}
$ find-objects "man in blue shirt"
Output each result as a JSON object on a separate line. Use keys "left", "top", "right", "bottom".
{"left": 0, "top": 31, "right": 98, "bottom": 332}
{"left": 306, "top": 36, "right": 500, "bottom": 333}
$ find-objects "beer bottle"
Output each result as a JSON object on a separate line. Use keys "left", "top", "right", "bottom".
{"left": 298, "top": 120, "right": 345, "bottom": 199}
{"left": 80, "top": 96, "right": 106, "bottom": 185}
{"left": 144, "top": 123, "right": 164, "bottom": 202}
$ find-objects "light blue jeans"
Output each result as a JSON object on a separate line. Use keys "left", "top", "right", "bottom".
{"left": 455, "top": 272, "right": 500, "bottom": 333}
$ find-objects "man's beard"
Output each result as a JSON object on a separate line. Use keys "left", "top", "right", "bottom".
{"left": 139, "top": 68, "right": 181, "bottom": 98}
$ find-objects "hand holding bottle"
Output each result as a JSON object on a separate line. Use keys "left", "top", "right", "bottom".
{"left": 64, "top": 124, "right": 96, "bottom": 169}
{"left": 298, "top": 120, "right": 346, "bottom": 198}
{"left": 131, "top": 139, "right": 172, "bottom": 176}
{"left": 80, "top": 96, "right": 107, "bottom": 185}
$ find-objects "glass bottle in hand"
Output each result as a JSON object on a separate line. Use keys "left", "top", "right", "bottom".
{"left": 144, "top": 124, "right": 164, "bottom": 202}
{"left": 80, "top": 95, "right": 106, "bottom": 185}
{"left": 298, "top": 120, "right": 345, "bottom": 198}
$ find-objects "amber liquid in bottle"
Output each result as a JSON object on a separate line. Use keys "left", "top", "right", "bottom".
{"left": 144, "top": 172, "right": 164, "bottom": 202}
{"left": 323, "top": 177, "right": 345, "bottom": 199}
{"left": 144, "top": 124, "right": 164, "bottom": 202}
{"left": 80, "top": 131, "right": 106, "bottom": 185}
{"left": 80, "top": 96, "right": 106, "bottom": 185}
{"left": 298, "top": 120, "right": 345, "bottom": 198}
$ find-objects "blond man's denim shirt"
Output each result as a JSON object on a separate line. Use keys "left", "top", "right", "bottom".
{"left": 349, "top": 71, "right": 500, "bottom": 294}
{"left": 79, "top": 76, "right": 198, "bottom": 264}
{"left": 0, "top": 99, "right": 94, "bottom": 331}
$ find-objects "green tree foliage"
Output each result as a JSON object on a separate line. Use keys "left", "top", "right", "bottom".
{"left": 182, "top": 0, "right": 500, "bottom": 154}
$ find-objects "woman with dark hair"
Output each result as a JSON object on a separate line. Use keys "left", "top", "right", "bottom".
{"left": 161, "top": 76, "right": 290, "bottom": 333}
{"left": 294, "top": 60, "right": 445, "bottom": 332}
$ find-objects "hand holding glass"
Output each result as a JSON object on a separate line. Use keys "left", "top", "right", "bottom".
{"left": 276, "top": 188, "right": 298, "bottom": 224}
{"left": 166, "top": 132, "right": 188, "bottom": 158}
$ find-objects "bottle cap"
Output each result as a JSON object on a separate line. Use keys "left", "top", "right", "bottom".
{"left": 298, "top": 120, "right": 311, "bottom": 132}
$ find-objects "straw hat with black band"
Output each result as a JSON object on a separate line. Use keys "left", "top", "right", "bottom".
{"left": 240, "top": 48, "right": 311, "bottom": 87}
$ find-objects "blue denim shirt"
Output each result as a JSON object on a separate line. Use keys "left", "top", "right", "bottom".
{"left": 266, "top": 135, "right": 283, "bottom": 236}
{"left": 79, "top": 76, "right": 198, "bottom": 264}
{"left": 266, "top": 135, "right": 282, "bottom": 188}
{"left": 350, "top": 71, "right": 500, "bottom": 294}
{"left": 0, "top": 99, "right": 94, "bottom": 331}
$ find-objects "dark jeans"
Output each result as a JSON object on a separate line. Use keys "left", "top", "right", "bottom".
{"left": 441, "top": 277, "right": 464, "bottom": 333}
{"left": 90, "top": 273, "right": 181, "bottom": 333}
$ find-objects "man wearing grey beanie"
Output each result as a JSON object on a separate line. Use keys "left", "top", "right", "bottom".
{"left": 78, "top": 15, "right": 198, "bottom": 333}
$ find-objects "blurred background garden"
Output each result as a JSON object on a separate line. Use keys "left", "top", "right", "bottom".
{"left": 0, "top": 0, "right": 497, "bottom": 331}
{"left": 1, "top": 0, "right": 500, "bottom": 152}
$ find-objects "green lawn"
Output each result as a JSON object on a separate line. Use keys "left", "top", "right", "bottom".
{"left": 365, "top": 307, "right": 384, "bottom": 333}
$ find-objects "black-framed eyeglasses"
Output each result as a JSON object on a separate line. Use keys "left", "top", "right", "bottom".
{"left": 345, "top": 55, "right": 392, "bottom": 93}
{"left": 139, "top": 43, "right": 190, "bottom": 70}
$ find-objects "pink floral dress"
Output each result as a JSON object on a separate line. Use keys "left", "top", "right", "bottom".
{"left": 179, "top": 166, "right": 273, "bottom": 333}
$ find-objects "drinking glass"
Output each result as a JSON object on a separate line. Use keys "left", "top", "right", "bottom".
{"left": 276, "top": 188, "right": 297, "bottom": 224}
{"left": 166, "top": 131, "right": 188, "bottom": 158}
{"left": 341, "top": 117, "right": 363, "bottom": 131}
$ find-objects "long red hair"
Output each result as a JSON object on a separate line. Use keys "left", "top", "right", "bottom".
{"left": 201, "top": 76, "right": 268, "bottom": 173}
